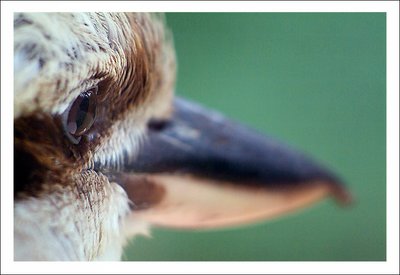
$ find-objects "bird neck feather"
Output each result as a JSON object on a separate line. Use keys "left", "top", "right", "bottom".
{"left": 14, "top": 172, "right": 148, "bottom": 260}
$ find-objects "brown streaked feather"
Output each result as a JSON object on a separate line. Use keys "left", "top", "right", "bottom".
{"left": 14, "top": 13, "right": 176, "bottom": 198}
{"left": 14, "top": 12, "right": 175, "bottom": 261}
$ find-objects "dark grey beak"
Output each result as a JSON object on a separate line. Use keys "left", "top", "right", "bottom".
{"left": 120, "top": 97, "right": 351, "bottom": 229}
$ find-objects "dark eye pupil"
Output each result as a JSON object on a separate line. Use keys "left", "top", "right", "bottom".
{"left": 67, "top": 89, "right": 97, "bottom": 136}
{"left": 75, "top": 97, "right": 90, "bottom": 128}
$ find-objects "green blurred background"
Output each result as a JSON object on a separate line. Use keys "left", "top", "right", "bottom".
{"left": 123, "top": 13, "right": 386, "bottom": 261}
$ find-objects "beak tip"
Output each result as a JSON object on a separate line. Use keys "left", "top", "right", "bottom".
{"left": 328, "top": 180, "right": 353, "bottom": 206}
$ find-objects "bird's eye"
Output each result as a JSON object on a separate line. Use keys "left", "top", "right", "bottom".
{"left": 66, "top": 87, "right": 97, "bottom": 139}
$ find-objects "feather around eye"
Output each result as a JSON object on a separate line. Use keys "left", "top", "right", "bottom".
{"left": 63, "top": 87, "right": 98, "bottom": 144}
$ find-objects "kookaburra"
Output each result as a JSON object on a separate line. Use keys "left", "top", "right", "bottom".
{"left": 14, "top": 12, "right": 351, "bottom": 261}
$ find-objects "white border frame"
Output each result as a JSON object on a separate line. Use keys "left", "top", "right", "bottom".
{"left": 1, "top": 1, "right": 399, "bottom": 274}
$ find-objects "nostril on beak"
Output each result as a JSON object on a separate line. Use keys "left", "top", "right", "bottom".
{"left": 147, "top": 118, "right": 171, "bottom": 132}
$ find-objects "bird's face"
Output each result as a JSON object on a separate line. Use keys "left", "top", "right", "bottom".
{"left": 14, "top": 13, "right": 350, "bottom": 261}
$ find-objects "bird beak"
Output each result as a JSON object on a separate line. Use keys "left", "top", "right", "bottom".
{"left": 116, "top": 97, "right": 351, "bottom": 229}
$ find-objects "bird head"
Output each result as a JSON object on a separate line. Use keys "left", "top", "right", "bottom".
{"left": 14, "top": 12, "right": 351, "bottom": 260}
